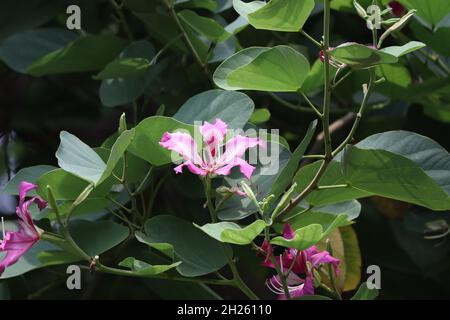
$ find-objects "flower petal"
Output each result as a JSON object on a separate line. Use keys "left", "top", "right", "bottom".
{"left": 174, "top": 161, "right": 207, "bottom": 176}
{"left": 283, "top": 224, "right": 295, "bottom": 240}
{"left": 214, "top": 158, "right": 256, "bottom": 180}
{"left": 200, "top": 119, "right": 227, "bottom": 158}
{"left": 220, "top": 135, "right": 265, "bottom": 164}
{"left": 159, "top": 132, "right": 203, "bottom": 165}
{"left": 0, "top": 228, "right": 39, "bottom": 275}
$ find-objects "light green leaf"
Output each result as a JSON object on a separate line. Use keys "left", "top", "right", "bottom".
{"left": 398, "top": 0, "right": 450, "bottom": 27}
{"left": 342, "top": 146, "right": 450, "bottom": 210}
{"left": 348, "top": 131, "right": 450, "bottom": 196}
{"left": 174, "top": 89, "right": 254, "bottom": 129}
{"left": 249, "top": 108, "right": 271, "bottom": 124}
{"left": 233, "top": 0, "right": 314, "bottom": 32}
{"left": 27, "top": 35, "right": 127, "bottom": 76}
{"left": 271, "top": 224, "right": 323, "bottom": 251}
{"left": 56, "top": 131, "right": 106, "bottom": 185}
{"left": 128, "top": 116, "right": 195, "bottom": 166}
{"left": 178, "top": 10, "right": 231, "bottom": 43}
{"left": 3, "top": 165, "right": 56, "bottom": 195}
{"left": 294, "top": 161, "right": 371, "bottom": 206}
{"left": 380, "top": 41, "right": 426, "bottom": 57}
{"left": 331, "top": 43, "right": 398, "bottom": 68}
{"left": 118, "top": 257, "right": 181, "bottom": 276}
{"left": 137, "top": 215, "right": 231, "bottom": 277}
{"left": 97, "top": 129, "right": 135, "bottom": 185}
{"left": 351, "top": 282, "right": 379, "bottom": 300}
{"left": 213, "top": 47, "right": 269, "bottom": 90}
{"left": 195, "top": 220, "right": 267, "bottom": 245}
{"left": 225, "top": 45, "right": 310, "bottom": 92}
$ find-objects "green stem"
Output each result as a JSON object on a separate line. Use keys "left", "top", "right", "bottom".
{"left": 332, "top": 69, "right": 375, "bottom": 157}
{"left": 108, "top": 0, "right": 134, "bottom": 41}
{"left": 165, "top": 0, "right": 211, "bottom": 80}
{"left": 300, "top": 30, "right": 322, "bottom": 48}
{"left": 322, "top": 0, "right": 333, "bottom": 160}
{"left": 299, "top": 91, "right": 323, "bottom": 118}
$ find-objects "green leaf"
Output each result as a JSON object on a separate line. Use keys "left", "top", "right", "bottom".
{"left": 398, "top": 0, "right": 450, "bottom": 27}
{"left": 271, "top": 224, "right": 323, "bottom": 251}
{"left": 136, "top": 215, "right": 231, "bottom": 277}
{"left": 27, "top": 35, "right": 127, "bottom": 76}
{"left": 0, "top": 238, "right": 79, "bottom": 279}
{"left": 94, "top": 57, "right": 151, "bottom": 80}
{"left": 56, "top": 131, "right": 106, "bottom": 185}
{"left": 247, "top": 0, "right": 315, "bottom": 32}
{"left": 270, "top": 120, "right": 317, "bottom": 199}
{"left": 118, "top": 257, "right": 181, "bottom": 276}
{"left": 0, "top": 28, "right": 78, "bottom": 73}
{"left": 348, "top": 131, "right": 450, "bottom": 196}
{"left": 225, "top": 45, "right": 311, "bottom": 92}
{"left": 340, "top": 226, "right": 362, "bottom": 291}
{"left": 36, "top": 168, "right": 113, "bottom": 201}
{"left": 97, "top": 129, "right": 135, "bottom": 185}
{"left": 69, "top": 220, "right": 130, "bottom": 257}
{"left": 174, "top": 89, "right": 254, "bottom": 129}
{"left": 380, "top": 41, "right": 426, "bottom": 57}
{"left": 294, "top": 161, "right": 371, "bottom": 206}
{"left": 3, "top": 165, "right": 56, "bottom": 195}
{"left": 195, "top": 220, "right": 267, "bottom": 245}
{"left": 213, "top": 47, "right": 269, "bottom": 90}
{"left": 128, "top": 116, "right": 195, "bottom": 166}
{"left": 286, "top": 200, "right": 360, "bottom": 231}
{"left": 178, "top": 10, "right": 231, "bottom": 43}
{"left": 218, "top": 142, "right": 291, "bottom": 220}
{"left": 99, "top": 40, "right": 165, "bottom": 107}
{"left": 331, "top": 43, "right": 398, "bottom": 68}
{"left": 342, "top": 146, "right": 450, "bottom": 210}
{"left": 249, "top": 108, "right": 271, "bottom": 124}
{"left": 351, "top": 282, "right": 379, "bottom": 300}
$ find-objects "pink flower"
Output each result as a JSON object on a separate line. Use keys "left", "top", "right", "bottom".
{"left": 389, "top": 1, "right": 404, "bottom": 17}
{"left": 159, "top": 119, "right": 265, "bottom": 180}
{"left": 262, "top": 223, "right": 340, "bottom": 299}
{"left": 0, "top": 181, "right": 46, "bottom": 275}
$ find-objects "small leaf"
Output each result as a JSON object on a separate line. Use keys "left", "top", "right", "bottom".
{"left": 3, "top": 165, "right": 56, "bottom": 195}
{"left": 94, "top": 57, "right": 151, "bottom": 80}
{"left": 195, "top": 220, "right": 267, "bottom": 245}
{"left": 224, "top": 45, "right": 310, "bottom": 92}
{"left": 178, "top": 10, "right": 231, "bottom": 43}
{"left": 271, "top": 224, "right": 323, "bottom": 251}
{"left": 351, "top": 282, "right": 379, "bottom": 300}
{"left": 380, "top": 41, "right": 426, "bottom": 57}
{"left": 118, "top": 257, "right": 181, "bottom": 276}
{"left": 56, "top": 131, "right": 106, "bottom": 185}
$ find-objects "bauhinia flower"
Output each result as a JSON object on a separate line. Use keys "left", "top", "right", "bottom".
{"left": 159, "top": 119, "right": 265, "bottom": 180}
{"left": 389, "top": 1, "right": 405, "bottom": 17}
{"left": 0, "top": 181, "right": 46, "bottom": 275}
{"left": 262, "top": 224, "right": 340, "bottom": 299}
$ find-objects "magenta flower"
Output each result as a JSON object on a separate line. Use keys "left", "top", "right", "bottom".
{"left": 159, "top": 119, "right": 265, "bottom": 180}
{"left": 0, "top": 181, "right": 46, "bottom": 275}
{"left": 262, "top": 224, "right": 340, "bottom": 299}
{"left": 389, "top": 1, "right": 405, "bottom": 17}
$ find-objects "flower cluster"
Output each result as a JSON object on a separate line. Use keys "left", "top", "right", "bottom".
{"left": 0, "top": 182, "right": 46, "bottom": 275}
{"left": 260, "top": 224, "right": 340, "bottom": 299}
{"left": 160, "top": 119, "right": 265, "bottom": 180}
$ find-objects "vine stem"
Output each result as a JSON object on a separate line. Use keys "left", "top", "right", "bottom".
{"left": 108, "top": 0, "right": 134, "bottom": 41}
{"left": 322, "top": 0, "right": 333, "bottom": 161}
{"left": 202, "top": 175, "right": 260, "bottom": 300}
{"left": 164, "top": 0, "right": 212, "bottom": 80}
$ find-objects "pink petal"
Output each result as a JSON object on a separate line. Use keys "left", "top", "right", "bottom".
{"left": 283, "top": 224, "right": 295, "bottom": 240}
{"left": 174, "top": 161, "right": 207, "bottom": 176}
{"left": 200, "top": 119, "right": 227, "bottom": 159}
{"left": 214, "top": 158, "right": 256, "bottom": 180}
{"left": 220, "top": 135, "right": 265, "bottom": 164}
{"left": 288, "top": 274, "right": 315, "bottom": 298}
{"left": 159, "top": 132, "right": 203, "bottom": 165}
{"left": 18, "top": 181, "right": 38, "bottom": 206}
{"left": 0, "top": 228, "right": 39, "bottom": 275}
